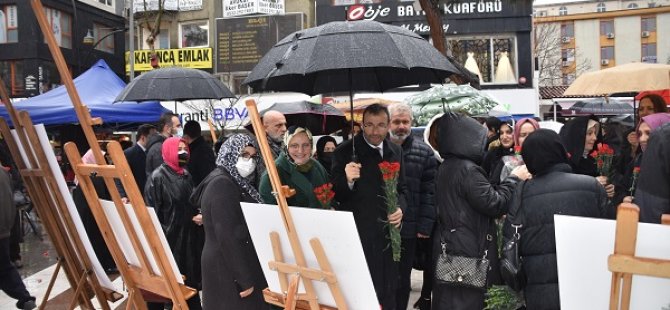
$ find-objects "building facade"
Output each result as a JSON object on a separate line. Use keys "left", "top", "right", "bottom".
{"left": 0, "top": 0, "right": 126, "bottom": 98}
{"left": 534, "top": 1, "right": 670, "bottom": 87}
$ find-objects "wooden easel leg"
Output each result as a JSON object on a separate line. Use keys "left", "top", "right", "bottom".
{"left": 284, "top": 275, "right": 301, "bottom": 310}
{"left": 125, "top": 290, "right": 135, "bottom": 310}
{"left": 68, "top": 269, "right": 93, "bottom": 310}
{"left": 38, "top": 260, "right": 62, "bottom": 310}
{"left": 621, "top": 274, "right": 633, "bottom": 310}
{"left": 270, "top": 232, "right": 289, "bottom": 292}
{"left": 609, "top": 272, "right": 621, "bottom": 310}
{"left": 310, "top": 238, "right": 348, "bottom": 310}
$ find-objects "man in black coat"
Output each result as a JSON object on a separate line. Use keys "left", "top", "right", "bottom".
{"left": 145, "top": 112, "right": 180, "bottom": 179}
{"left": 636, "top": 123, "right": 670, "bottom": 223}
{"left": 388, "top": 103, "right": 436, "bottom": 310}
{"left": 182, "top": 121, "right": 216, "bottom": 187}
{"left": 0, "top": 169, "right": 36, "bottom": 309}
{"left": 119, "top": 124, "right": 156, "bottom": 202}
{"left": 332, "top": 104, "right": 407, "bottom": 310}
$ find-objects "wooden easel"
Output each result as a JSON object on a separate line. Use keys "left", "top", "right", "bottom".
{"left": 24, "top": 0, "right": 197, "bottom": 308}
{"left": 608, "top": 203, "right": 670, "bottom": 310}
{"left": 245, "top": 100, "right": 347, "bottom": 310}
{"left": 0, "top": 80, "right": 122, "bottom": 308}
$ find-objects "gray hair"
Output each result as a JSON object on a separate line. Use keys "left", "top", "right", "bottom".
{"left": 388, "top": 102, "right": 413, "bottom": 120}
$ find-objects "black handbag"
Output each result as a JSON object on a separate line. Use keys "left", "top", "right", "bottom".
{"left": 435, "top": 217, "right": 492, "bottom": 290}
{"left": 500, "top": 180, "right": 527, "bottom": 292}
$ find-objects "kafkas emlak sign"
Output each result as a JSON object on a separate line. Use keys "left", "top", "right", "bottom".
{"left": 222, "top": 0, "right": 285, "bottom": 17}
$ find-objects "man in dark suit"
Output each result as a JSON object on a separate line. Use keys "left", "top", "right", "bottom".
{"left": 182, "top": 121, "right": 216, "bottom": 187}
{"left": 119, "top": 124, "right": 156, "bottom": 202}
{"left": 332, "top": 104, "right": 407, "bottom": 310}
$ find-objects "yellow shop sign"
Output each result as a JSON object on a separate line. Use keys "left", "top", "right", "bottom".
{"left": 125, "top": 47, "right": 213, "bottom": 72}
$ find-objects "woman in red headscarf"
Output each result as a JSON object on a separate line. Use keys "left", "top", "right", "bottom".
{"left": 144, "top": 137, "right": 202, "bottom": 310}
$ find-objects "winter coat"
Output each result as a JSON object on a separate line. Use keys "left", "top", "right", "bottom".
{"left": 332, "top": 133, "right": 408, "bottom": 309}
{"left": 636, "top": 123, "right": 670, "bottom": 223}
{"left": 190, "top": 167, "right": 268, "bottom": 310}
{"left": 503, "top": 165, "right": 608, "bottom": 309}
{"left": 0, "top": 169, "right": 15, "bottom": 239}
{"left": 482, "top": 146, "right": 514, "bottom": 185}
{"left": 259, "top": 153, "right": 329, "bottom": 209}
{"left": 186, "top": 136, "right": 216, "bottom": 187}
{"left": 144, "top": 164, "right": 201, "bottom": 287}
{"left": 145, "top": 133, "right": 167, "bottom": 178}
{"left": 430, "top": 113, "right": 519, "bottom": 310}
{"left": 399, "top": 134, "right": 437, "bottom": 238}
{"left": 117, "top": 143, "right": 147, "bottom": 199}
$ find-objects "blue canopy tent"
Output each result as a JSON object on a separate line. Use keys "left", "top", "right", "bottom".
{"left": 0, "top": 59, "right": 168, "bottom": 127}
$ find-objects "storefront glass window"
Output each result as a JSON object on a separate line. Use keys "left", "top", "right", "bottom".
{"left": 93, "top": 24, "right": 115, "bottom": 53}
{"left": 180, "top": 21, "right": 209, "bottom": 48}
{"left": 42, "top": 7, "right": 72, "bottom": 48}
{"left": 0, "top": 5, "right": 19, "bottom": 44}
{"left": 0, "top": 60, "right": 24, "bottom": 97}
{"left": 447, "top": 36, "right": 517, "bottom": 84}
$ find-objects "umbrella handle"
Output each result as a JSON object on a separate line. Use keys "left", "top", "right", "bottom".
{"left": 441, "top": 98, "right": 452, "bottom": 114}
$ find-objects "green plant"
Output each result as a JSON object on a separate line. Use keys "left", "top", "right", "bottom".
{"left": 485, "top": 285, "right": 524, "bottom": 310}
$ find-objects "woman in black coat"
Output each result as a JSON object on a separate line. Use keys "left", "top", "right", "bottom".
{"left": 190, "top": 134, "right": 268, "bottom": 310}
{"left": 502, "top": 129, "right": 608, "bottom": 310}
{"left": 425, "top": 113, "right": 529, "bottom": 310}
{"left": 145, "top": 137, "right": 201, "bottom": 310}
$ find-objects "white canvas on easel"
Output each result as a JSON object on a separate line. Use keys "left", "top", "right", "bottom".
{"left": 242, "top": 203, "right": 379, "bottom": 309}
{"left": 16, "top": 124, "right": 115, "bottom": 290}
{"left": 555, "top": 215, "right": 670, "bottom": 309}
{"left": 98, "top": 199, "right": 183, "bottom": 284}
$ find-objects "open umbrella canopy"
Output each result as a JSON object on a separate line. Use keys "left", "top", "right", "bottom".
{"left": 563, "top": 63, "right": 670, "bottom": 96}
{"left": 257, "top": 101, "right": 347, "bottom": 135}
{"left": 115, "top": 67, "right": 235, "bottom": 102}
{"left": 569, "top": 98, "right": 633, "bottom": 115}
{"left": 330, "top": 98, "right": 399, "bottom": 122}
{"left": 404, "top": 85, "right": 499, "bottom": 126}
{"left": 243, "top": 20, "right": 462, "bottom": 95}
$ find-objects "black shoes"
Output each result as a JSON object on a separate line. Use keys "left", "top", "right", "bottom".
{"left": 412, "top": 297, "right": 431, "bottom": 310}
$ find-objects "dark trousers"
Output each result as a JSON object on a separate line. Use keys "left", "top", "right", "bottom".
{"left": 0, "top": 237, "right": 33, "bottom": 306}
{"left": 396, "top": 237, "right": 418, "bottom": 310}
{"left": 420, "top": 236, "right": 434, "bottom": 299}
{"left": 9, "top": 211, "right": 21, "bottom": 261}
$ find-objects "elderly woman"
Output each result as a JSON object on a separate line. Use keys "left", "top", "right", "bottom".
{"left": 190, "top": 134, "right": 268, "bottom": 310}
{"left": 144, "top": 137, "right": 201, "bottom": 310}
{"left": 259, "top": 126, "right": 330, "bottom": 208}
{"left": 502, "top": 129, "right": 607, "bottom": 309}
{"left": 616, "top": 113, "right": 670, "bottom": 207}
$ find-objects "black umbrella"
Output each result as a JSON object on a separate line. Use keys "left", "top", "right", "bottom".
{"left": 569, "top": 98, "right": 633, "bottom": 115}
{"left": 258, "top": 101, "right": 347, "bottom": 136}
{"left": 114, "top": 67, "right": 235, "bottom": 102}
{"left": 243, "top": 20, "right": 462, "bottom": 157}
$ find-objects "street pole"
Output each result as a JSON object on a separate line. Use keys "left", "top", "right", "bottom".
{"left": 129, "top": 0, "right": 135, "bottom": 80}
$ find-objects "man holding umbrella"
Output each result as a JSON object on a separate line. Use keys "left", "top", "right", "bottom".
{"left": 332, "top": 104, "right": 406, "bottom": 309}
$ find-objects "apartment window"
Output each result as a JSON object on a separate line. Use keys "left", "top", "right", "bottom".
{"left": 98, "top": 0, "right": 113, "bottom": 5}
{"left": 597, "top": 2, "right": 607, "bottom": 12}
{"left": 179, "top": 21, "right": 209, "bottom": 48}
{"left": 562, "top": 74, "right": 576, "bottom": 85}
{"left": 641, "top": 17, "right": 656, "bottom": 32}
{"left": 93, "top": 24, "right": 115, "bottom": 53}
{"left": 447, "top": 36, "right": 518, "bottom": 84}
{"left": 43, "top": 7, "right": 72, "bottom": 48}
{"left": 141, "top": 27, "right": 170, "bottom": 49}
{"left": 0, "top": 5, "right": 18, "bottom": 43}
{"left": 601, "top": 46, "right": 614, "bottom": 60}
{"left": 562, "top": 48, "right": 575, "bottom": 62}
{"left": 627, "top": 3, "right": 639, "bottom": 9}
{"left": 561, "top": 22, "right": 575, "bottom": 38}
{"left": 648, "top": 2, "right": 657, "bottom": 8}
{"left": 559, "top": 6, "right": 568, "bottom": 15}
{"left": 642, "top": 43, "right": 657, "bottom": 63}
{"left": 600, "top": 20, "right": 614, "bottom": 36}
{"left": 0, "top": 60, "right": 24, "bottom": 96}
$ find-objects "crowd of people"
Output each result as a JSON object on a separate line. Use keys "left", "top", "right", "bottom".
{"left": 2, "top": 92, "right": 670, "bottom": 310}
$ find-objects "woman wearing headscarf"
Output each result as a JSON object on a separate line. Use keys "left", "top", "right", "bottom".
{"left": 144, "top": 137, "right": 202, "bottom": 310}
{"left": 259, "top": 127, "right": 330, "bottom": 209}
{"left": 616, "top": 114, "right": 670, "bottom": 207}
{"left": 425, "top": 113, "right": 530, "bottom": 310}
{"left": 482, "top": 121, "right": 515, "bottom": 184}
{"left": 497, "top": 118, "right": 542, "bottom": 182}
{"left": 314, "top": 135, "right": 338, "bottom": 176}
{"left": 502, "top": 129, "right": 608, "bottom": 310}
{"left": 559, "top": 115, "right": 615, "bottom": 200}
{"left": 190, "top": 134, "right": 268, "bottom": 310}
{"left": 636, "top": 120, "right": 670, "bottom": 223}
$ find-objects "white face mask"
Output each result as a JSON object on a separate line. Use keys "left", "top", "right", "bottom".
{"left": 235, "top": 157, "right": 256, "bottom": 178}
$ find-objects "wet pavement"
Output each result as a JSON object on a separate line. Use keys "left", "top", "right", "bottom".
{"left": 2, "top": 214, "right": 426, "bottom": 309}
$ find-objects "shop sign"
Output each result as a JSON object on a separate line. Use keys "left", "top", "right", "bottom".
{"left": 223, "top": 0, "right": 285, "bottom": 17}
{"left": 125, "top": 47, "right": 213, "bottom": 72}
